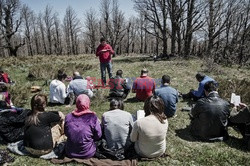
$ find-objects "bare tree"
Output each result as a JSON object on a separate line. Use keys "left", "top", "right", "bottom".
{"left": 63, "top": 6, "right": 81, "bottom": 55}
{"left": 44, "top": 5, "right": 54, "bottom": 55}
{"left": 134, "top": 0, "right": 169, "bottom": 58}
{"left": 52, "top": 12, "right": 62, "bottom": 55}
{"left": 0, "top": 0, "right": 24, "bottom": 57}
{"left": 84, "top": 8, "right": 98, "bottom": 54}
{"left": 22, "top": 4, "right": 34, "bottom": 56}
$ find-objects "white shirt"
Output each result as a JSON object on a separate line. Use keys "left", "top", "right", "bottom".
{"left": 49, "top": 79, "right": 67, "bottom": 104}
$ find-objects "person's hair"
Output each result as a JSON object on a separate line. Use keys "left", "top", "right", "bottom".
{"left": 116, "top": 70, "right": 123, "bottom": 76}
{"left": 73, "top": 71, "right": 80, "bottom": 77}
{"left": 0, "top": 83, "right": 7, "bottom": 92}
{"left": 26, "top": 94, "right": 47, "bottom": 126}
{"left": 141, "top": 68, "right": 148, "bottom": 75}
{"left": 144, "top": 96, "right": 167, "bottom": 123}
{"left": 195, "top": 72, "right": 205, "bottom": 81}
{"left": 100, "top": 37, "right": 106, "bottom": 42}
{"left": 204, "top": 81, "right": 217, "bottom": 93}
{"left": 110, "top": 98, "right": 124, "bottom": 110}
{"left": 162, "top": 75, "right": 170, "bottom": 84}
{"left": 57, "top": 72, "right": 67, "bottom": 81}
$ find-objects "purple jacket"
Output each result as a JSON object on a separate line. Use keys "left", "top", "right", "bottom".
{"left": 64, "top": 113, "right": 102, "bottom": 159}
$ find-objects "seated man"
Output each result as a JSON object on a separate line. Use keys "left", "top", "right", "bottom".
{"left": 132, "top": 68, "right": 155, "bottom": 101}
{"left": 229, "top": 103, "right": 250, "bottom": 150}
{"left": 155, "top": 75, "right": 178, "bottom": 118}
{"left": 49, "top": 71, "right": 67, "bottom": 105}
{"left": 109, "top": 70, "right": 130, "bottom": 99}
{"left": 182, "top": 73, "right": 216, "bottom": 101}
{"left": 190, "top": 81, "right": 230, "bottom": 141}
{"left": 67, "top": 71, "right": 93, "bottom": 105}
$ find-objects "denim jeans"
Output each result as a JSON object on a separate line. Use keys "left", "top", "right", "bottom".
{"left": 100, "top": 62, "right": 113, "bottom": 85}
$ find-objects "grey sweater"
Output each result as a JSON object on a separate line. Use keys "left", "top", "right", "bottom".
{"left": 102, "top": 109, "right": 134, "bottom": 150}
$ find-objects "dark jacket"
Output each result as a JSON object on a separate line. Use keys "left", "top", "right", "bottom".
{"left": 109, "top": 76, "right": 130, "bottom": 99}
{"left": 190, "top": 92, "right": 230, "bottom": 141}
{"left": 0, "top": 109, "right": 30, "bottom": 144}
{"left": 229, "top": 106, "right": 250, "bottom": 149}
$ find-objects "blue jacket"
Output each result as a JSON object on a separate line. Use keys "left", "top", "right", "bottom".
{"left": 155, "top": 85, "right": 178, "bottom": 117}
{"left": 192, "top": 76, "right": 215, "bottom": 97}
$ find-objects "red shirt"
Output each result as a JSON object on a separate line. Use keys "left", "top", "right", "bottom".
{"left": 0, "top": 73, "right": 9, "bottom": 83}
{"left": 96, "top": 44, "right": 114, "bottom": 63}
{"left": 132, "top": 76, "right": 156, "bottom": 101}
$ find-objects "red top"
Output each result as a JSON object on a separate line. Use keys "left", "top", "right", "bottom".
{"left": 96, "top": 44, "right": 114, "bottom": 63}
{"left": 132, "top": 76, "right": 156, "bottom": 101}
{"left": 0, "top": 73, "right": 9, "bottom": 83}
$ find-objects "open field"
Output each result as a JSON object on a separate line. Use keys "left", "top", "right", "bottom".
{"left": 0, "top": 54, "right": 250, "bottom": 165}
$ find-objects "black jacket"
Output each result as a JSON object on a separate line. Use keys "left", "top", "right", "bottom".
{"left": 0, "top": 109, "right": 30, "bottom": 144}
{"left": 190, "top": 92, "right": 230, "bottom": 140}
{"left": 109, "top": 76, "right": 130, "bottom": 98}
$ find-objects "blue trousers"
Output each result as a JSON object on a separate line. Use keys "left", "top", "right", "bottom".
{"left": 100, "top": 62, "right": 113, "bottom": 85}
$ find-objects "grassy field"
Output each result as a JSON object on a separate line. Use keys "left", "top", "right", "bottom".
{"left": 0, "top": 54, "right": 250, "bottom": 165}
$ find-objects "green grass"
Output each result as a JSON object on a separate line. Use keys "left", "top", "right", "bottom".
{"left": 1, "top": 54, "right": 250, "bottom": 165}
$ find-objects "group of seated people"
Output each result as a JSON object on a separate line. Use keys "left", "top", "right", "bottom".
{"left": 23, "top": 93, "right": 168, "bottom": 159}
{"left": 1, "top": 67, "right": 250, "bottom": 161}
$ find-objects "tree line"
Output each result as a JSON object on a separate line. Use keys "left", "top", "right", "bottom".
{"left": 0, "top": 0, "right": 249, "bottom": 65}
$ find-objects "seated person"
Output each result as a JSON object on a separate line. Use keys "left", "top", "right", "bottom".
{"left": 109, "top": 70, "right": 130, "bottom": 99}
{"left": 229, "top": 103, "right": 250, "bottom": 150}
{"left": 24, "top": 94, "right": 64, "bottom": 156}
{"left": 49, "top": 70, "right": 67, "bottom": 105}
{"left": 0, "top": 68, "right": 10, "bottom": 84}
{"left": 64, "top": 94, "right": 102, "bottom": 159}
{"left": 189, "top": 81, "right": 230, "bottom": 141}
{"left": 155, "top": 75, "right": 178, "bottom": 118}
{"left": 130, "top": 96, "right": 168, "bottom": 158}
{"left": 132, "top": 68, "right": 156, "bottom": 101}
{"left": 182, "top": 72, "right": 216, "bottom": 101}
{"left": 102, "top": 99, "right": 134, "bottom": 151}
{"left": 0, "top": 83, "right": 13, "bottom": 110}
{"left": 67, "top": 71, "right": 94, "bottom": 105}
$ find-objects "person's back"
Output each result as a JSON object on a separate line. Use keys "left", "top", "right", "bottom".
{"left": 24, "top": 94, "right": 62, "bottom": 156}
{"left": 190, "top": 81, "right": 230, "bottom": 141}
{"left": 102, "top": 99, "right": 134, "bottom": 150}
{"left": 133, "top": 69, "right": 155, "bottom": 101}
{"left": 65, "top": 113, "right": 101, "bottom": 158}
{"left": 64, "top": 94, "right": 102, "bottom": 159}
{"left": 155, "top": 75, "right": 178, "bottom": 117}
{"left": 24, "top": 111, "right": 61, "bottom": 150}
{"left": 50, "top": 80, "right": 67, "bottom": 104}
{"left": 109, "top": 70, "right": 130, "bottom": 99}
{"left": 68, "top": 73, "right": 93, "bottom": 98}
{"left": 131, "top": 115, "right": 168, "bottom": 158}
{"left": 130, "top": 96, "right": 168, "bottom": 158}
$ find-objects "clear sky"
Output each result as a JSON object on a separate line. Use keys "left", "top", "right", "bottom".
{"left": 20, "top": 0, "right": 137, "bottom": 20}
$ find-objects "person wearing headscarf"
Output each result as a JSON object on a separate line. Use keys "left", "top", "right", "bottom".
{"left": 64, "top": 94, "right": 102, "bottom": 159}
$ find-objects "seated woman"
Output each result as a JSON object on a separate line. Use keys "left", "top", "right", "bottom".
{"left": 64, "top": 94, "right": 102, "bottom": 159}
{"left": 24, "top": 94, "right": 64, "bottom": 156}
{"left": 102, "top": 99, "right": 134, "bottom": 150}
{"left": 130, "top": 96, "right": 168, "bottom": 158}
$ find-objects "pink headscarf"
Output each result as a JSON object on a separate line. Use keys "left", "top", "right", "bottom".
{"left": 72, "top": 94, "right": 95, "bottom": 116}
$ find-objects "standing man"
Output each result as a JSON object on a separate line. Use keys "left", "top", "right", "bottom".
{"left": 155, "top": 75, "right": 179, "bottom": 118}
{"left": 96, "top": 37, "right": 114, "bottom": 86}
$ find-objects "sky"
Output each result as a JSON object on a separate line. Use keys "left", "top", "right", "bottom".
{"left": 20, "top": 0, "right": 137, "bottom": 20}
